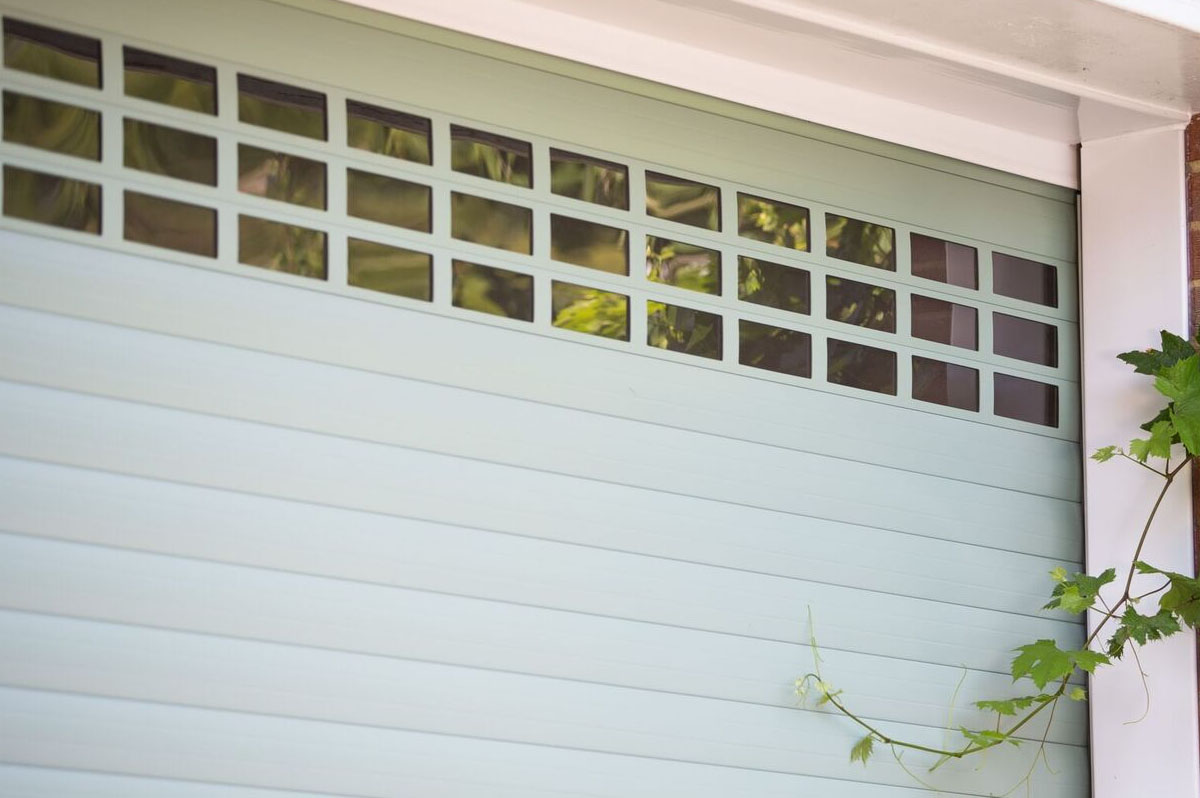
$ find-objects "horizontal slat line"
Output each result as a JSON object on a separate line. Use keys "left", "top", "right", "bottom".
{"left": 0, "top": 765, "right": 355, "bottom": 798}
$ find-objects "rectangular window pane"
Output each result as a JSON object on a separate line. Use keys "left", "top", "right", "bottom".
{"left": 124, "top": 191, "right": 216, "bottom": 257}
{"left": 124, "top": 118, "right": 216, "bottom": 185}
{"left": 995, "top": 373, "right": 1059, "bottom": 427}
{"left": 450, "top": 192, "right": 532, "bottom": 255}
{"left": 739, "top": 320, "right": 811, "bottom": 378}
{"left": 737, "top": 193, "right": 809, "bottom": 251}
{"left": 452, "top": 260, "right": 533, "bottom": 321}
{"left": 647, "top": 301, "right": 722, "bottom": 360}
{"left": 993, "top": 312, "right": 1059, "bottom": 367}
{"left": 911, "top": 294, "right": 977, "bottom": 349}
{"left": 552, "top": 280, "right": 629, "bottom": 340}
{"left": 550, "top": 214, "right": 629, "bottom": 275}
{"left": 346, "top": 99, "right": 431, "bottom": 164}
{"left": 238, "top": 74, "right": 326, "bottom": 140}
{"left": 238, "top": 215, "right": 326, "bottom": 279}
{"left": 3, "top": 164, "right": 99, "bottom": 233}
{"left": 827, "top": 338, "right": 896, "bottom": 394}
{"left": 826, "top": 276, "right": 896, "bottom": 332}
{"left": 913, "top": 356, "right": 979, "bottom": 411}
{"left": 451, "top": 125, "right": 532, "bottom": 187}
{"left": 238, "top": 144, "right": 326, "bottom": 210}
{"left": 737, "top": 256, "right": 810, "bottom": 315}
{"left": 645, "top": 171, "right": 720, "bottom": 231}
{"left": 3, "top": 18, "right": 100, "bottom": 88}
{"left": 123, "top": 47, "right": 216, "bottom": 115}
{"left": 993, "top": 252, "right": 1058, "bottom": 307}
{"left": 646, "top": 235, "right": 721, "bottom": 295}
{"left": 347, "top": 168, "right": 430, "bottom": 232}
{"left": 550, "top": 148, "right": 628, "bottom": 210}
{"left": 826, "top": 214, "right": 895, "bottom": 271}
{"left": 348, "top": 238, "right": 432, "bottom": 301}
{"left": 3, "top": 91, "right": 100, "bottom": 160}
{"left": 911, "top": 233, "right": 977, "bottom": 289}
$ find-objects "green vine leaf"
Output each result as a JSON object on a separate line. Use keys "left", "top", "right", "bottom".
{"left": 960, "top": 727, "right": 1020, "bottom": 749}
{"left": 1106, "top": 605, "right": 1180, "bottom": 659}
{"left": 1134, "top": 562, "right": 1200, "bottom": 626}
{"left": 849, "top": 734, "right": 875, "bottom": 765}
{"left": 1090, "top": 446, "right": 1119, "bottom": 462}
{"left": 1069, "top": 686, "right": 1087, "bottom": 701}
{"left": 1043, "top": 568, "right": 1116, "bottom": 614}
{"left": 1118, "top": 330, "right": 1195, "bottom": 375}
{"left": 1129, "top": 420, "right": 1175, "bottom": 462}
{"left": 1010, "top": 640, "right": 1110, "bottom": 688}
{"left": 1154, "top": 356, "right": 1200, "bottom": 455}
{"left": 974, "top": 694, "right": 1053, "bottom": 716}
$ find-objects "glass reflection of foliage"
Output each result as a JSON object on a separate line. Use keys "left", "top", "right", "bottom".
{"left": 123, "top": 47, "right": 216, "bottom": 115}
{"left": 3, "top": 18, "right": 100, "bottom": 88}
{"left": 124, "top": 119, "right": 216, "bottom": 185}
{"left": 646, "top": 300, "right": 722, "bottom": 360}
{"left": 911, "top": 232, "right": 977, "bottom": 289}
{"left": 346, "top": 100, "right": 431, "bottom": 165}
{"left": 348, "top": 238, "right": 432, "bottom": 301}
{"left": 550, "top": 214, "right": 628, "bottom": 275}
{"left": 238, "top": 214, "right": 326, "bottom": 280}
{"left": 825, "top": 213, "right": 895, "bottom": 271}
{"left": 911, "top": 294, "right": 977, "bottom": 350}
{"left": 347, "top": 168, "right": 431, "bottom": 232}
{"left": 552, "top": 281, "right": 629, "bottom": 340}
{"left": 993, "top": 252, "right": 1058, "bottom": 308}
{"left": 993, "top": 312, "right": 1058, "bottom": 367}
{"left": 452, "top": 260, "right": 534, "bottom": 321}
{"left": 450, "top": 192, "right": 532, "bottom": 255}
{"left": 451, "top": 125, "right": 532, "bottom": 187}
{"left": 2, "top": 91, "right": 100, "bottom": 160}
{"left": 238, "top": 74, "right": 326, "bottom": 140}
{"left": 645, "top": 171, "right": 720, "bottom": 231}
{"left": 738, "top": 320, "right": 811, "bottom": 378}
{"left": 995, "top": 373, "right": 1058, "bottom": 427}
{"left": 825, "top": 276, "right": 896, "bottom": 332}
{"left": 912, "top": 356, "right": 978, "bottom": 412}
{"left": 124, "top": 191, "right": 216, "bottom": 257}
{"left": 3, "top": 165, "right": 100, "bottom": 233}
{"left": 827, "top": 338, "right": 896, "bottom": 395}
{"left": 646, "top": 236, "right": 721, "bottom": 295}
{"left": 238, "top": 144, "right": 326, "bottom": 210}
{"left": 550, "top": 148, "right": 628, "bottom": 210}
{"left": 737, "top": 256, "right": 809, "bottom": 315}
{"left": 737, "top": 193, "right": 809, "bottom": 251}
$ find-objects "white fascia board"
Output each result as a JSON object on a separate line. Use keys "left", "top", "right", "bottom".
{"left": 1090, "top": 0, "right": 1200, "bottom": 33}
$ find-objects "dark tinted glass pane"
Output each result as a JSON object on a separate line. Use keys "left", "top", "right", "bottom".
{"left": 911, "top": 233, "right": 977, "bottom": 289}
{"left": 346, "top": 99, "right": 430, "bottom": 164}
{"left": 994, "top": 313, "right": 1059, "bottom": 367}
{"left": 238, "top": 215, "right": 326, "bottom": 279}
{"left": 3, "top": 18, "right": 100, "bottom": 88}
{"left": 993, "top": 252, "right": 1058, "bottom": 307}
{"left": 995, "top": 373, "right": 1059, "bottom": 427}
{"left": 238, "top": 144, "right": 326, "bottom": 209}
{"left": 550, "top": 148, "right": 628, "bottom": 210}
{"left": 450, "top": 192, "right": 532, "bottom": 254}
{"left": 123, "top": 47, "right": 216, "bottom": 114}
{"left": 552, "top": 280, "right": 629, "bottom": 340}
{"left": 347, "top": 168, "right": 430, "bottom": 232}
{"left": 3, "top": 164, "right": 99, "bottom": 233}
{"left": 646, "top": 235, "right": 721, "bottom": 295}
{"left": 645, "top": 171, "right": 720, "bottom": 231}
{"left": 550, "top": 214, "right": 628, "bottom": 275}
{"left": 912, "top": 356, "right": 978, "bottom": 411}
{"left": 737, "top": 256, "right": 809, "bottom": 315}
{"left": 124, "top": 118, "right": 216, "bottom": 185}
{"left": 911, "top": 294, "right": 977, "bottom": 349}
{"left": 647, "top": 301, "right": 722, "bottom": 360}
{"left": 348, "top": 238, "right": 431, "bottom": 301}
{"left": 2, "top": 91, "right": 100, "bottom": 160}
{"left": 124, "top": 191, "right": 215, "bottom": 257}
{"left": 451, "top": 125, "right": 531, "bottom": 187}
{"left": 739, "top": 320, "right": 811, "bottom": 378}
{"left": 737, "top": 193, "right": 809, "bottom": 251}
{"left": 452, "top": 260, "right": 533, "bottom": 320}
{"left": 826, "top": 276, "right": 896, "bottom": 332}
{"left": 826, "top": 214, "right": 895, "bottom": 270}
{"left": 238, "top": 74, "right": 326, "bottom": 140}
{"left": 827, "top": 339, "right": 896, "bottom": 394}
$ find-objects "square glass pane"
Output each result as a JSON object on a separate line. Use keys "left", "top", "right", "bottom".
{"left": 3, "top": 91, "right": 100, "bottom": 160}
{"left": 238, "top": 215, "right": 326, "bottom": 279}
{"left": 826, "top": 214, "right": 895, "bottom": 270}
{"left": 739, "top": 320, "right": 811, "bottom": 378}
{"left": 827, "top": 338, "right": 896, "bottom": 395}
{"left": 238, "top": 74, "right": 326, "bottom": 140}
{"left": 647, "top": 301, "right": 722, "bottom": 360}
{"left": 550, "top": 148, "right": 628, "bottom": 210}
{"left": 450, "top": 192, "right": 532, "bottom": 255}
{"left": 3, "top": 164, "right": 99, "bottom": 233}
{"left": 550, "top": 214, "right": 629, "bottom": 275}
{"left": 993, "top": 252, "right": 1058, "bottom": 307}
{"left": 646, "top": 235, "right": 721, "bottom": 295}
{"left": 124, "top": 118, "right": 216, "bottom": 185}
{"left": 645, "top": 171, "right": 720, "bottom": 231}
{"left": 911, "top": 233, "right": 977, "bottom": 289}
{"left": 347, "top": 168, "right": 430, "bottom": 232}
{"left": 346, "top": 99, "right": 431, "bottom": 164}
{"left": 826, "top": 276, "right": 896, "bottom": 332}
{"left": 995, "top": 373, "right": 1059, "bottom": 427}
{"left": 3, "top": 18, "right": 100, "bottom": 88}
{"left": 348, "top": 238, "right": 432, "bottom": 301}
{"left": 552, "top": 280, "right": 629, "bottom": 340}
{"left": 737, "top": 256, "right": 809, "bottom": 315}
{"left": 737, "top": 193, "right": 809, "bottom": 251}
{"left": 911, "top": 294, "right": 977, "bottom": 349}
{"left": 451, "top": 125, "right": 531, "bottom": 187}
{"left": 993, "top": 312, "right": 1058, "bottom": 367}
{"left": 123, "top": 47, "right": 216, "bottom": 114}
{"left": 124, "top": 191, "right": 216, "bottom": 257}
{"left": 912, "top": 356, "right": 979, "bottom": 411}
{"left": 452, "top": 260, "right": 533, "bottom": 321}
{"left": 238, "top": 144, "right": 326, "bottom": 210}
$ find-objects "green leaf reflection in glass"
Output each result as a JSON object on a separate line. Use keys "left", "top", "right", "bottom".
{"left": 348, "top": 238, "right": 432, "bottom": 301}
{"left": 124, "top": 119, "right": 216, "bottom": 185}
{"left": 450, "top": 192, "right": 532, "bottom": 255}
{"left": 238, "top": 144, "right": 327, "bottom": 210}
{"left": 737, "top": 193, "right": 809, "bottom": 251}
{"left": 550, "top": 214, "right": 628, "bottom": 275}
{"left": 238, "top": 74, "right": 326, "bottom": 140}
{"left": 645, "top": 171, "right": 720, "bottom": 230}
{"left": 737, "top": 256, "right": 809, "bottom": 315}
{"left": 451, "top": 125, "right": 531, "bottom": 187}
{"left": 825, "top": 276, "right": 896, "bottom": 332}
{"left": 3, "top": 18, "right": 100, "bottom": 88}
{"left": 452, "top": 260, "right": 533, "bottom": 321}
{"left": 646, "top": 235, "right": 721, "bottom": 295}
{"left": 552, "top": 281, "right": 629, "bottom": 340}
{"left": 825, "top": 213, "right": 895, "bottom": 270}
{"left": 347, "top": 168, "right": 431, "bottom": 232}
{"left": 2, "top": 91, "right": 100, "bottom": 160}
{"left": 123, "top": 47, "right": 216, "bottom": 115}
{"left": 238, "top": 215, "right": 326, "bottom": 280}
{"left": 739, "top": 320, "right": 811, "bottom": 378}
{"left": 550, "top": 148, "right": 628, "bottom": 209}
{"left": 827, "top": 338, "right": 896, "bottom": 394}
{"left": 124, "top": 191, "right": 216, "bottom": 257}
{"left": 3, "top": 165, "right": 100, "bottom": 233}
{"left": 347, "top": 100, "right": 431, "bottom": 164}
{"left": 647, "top": 300, "right": 722, "bottom": 360}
